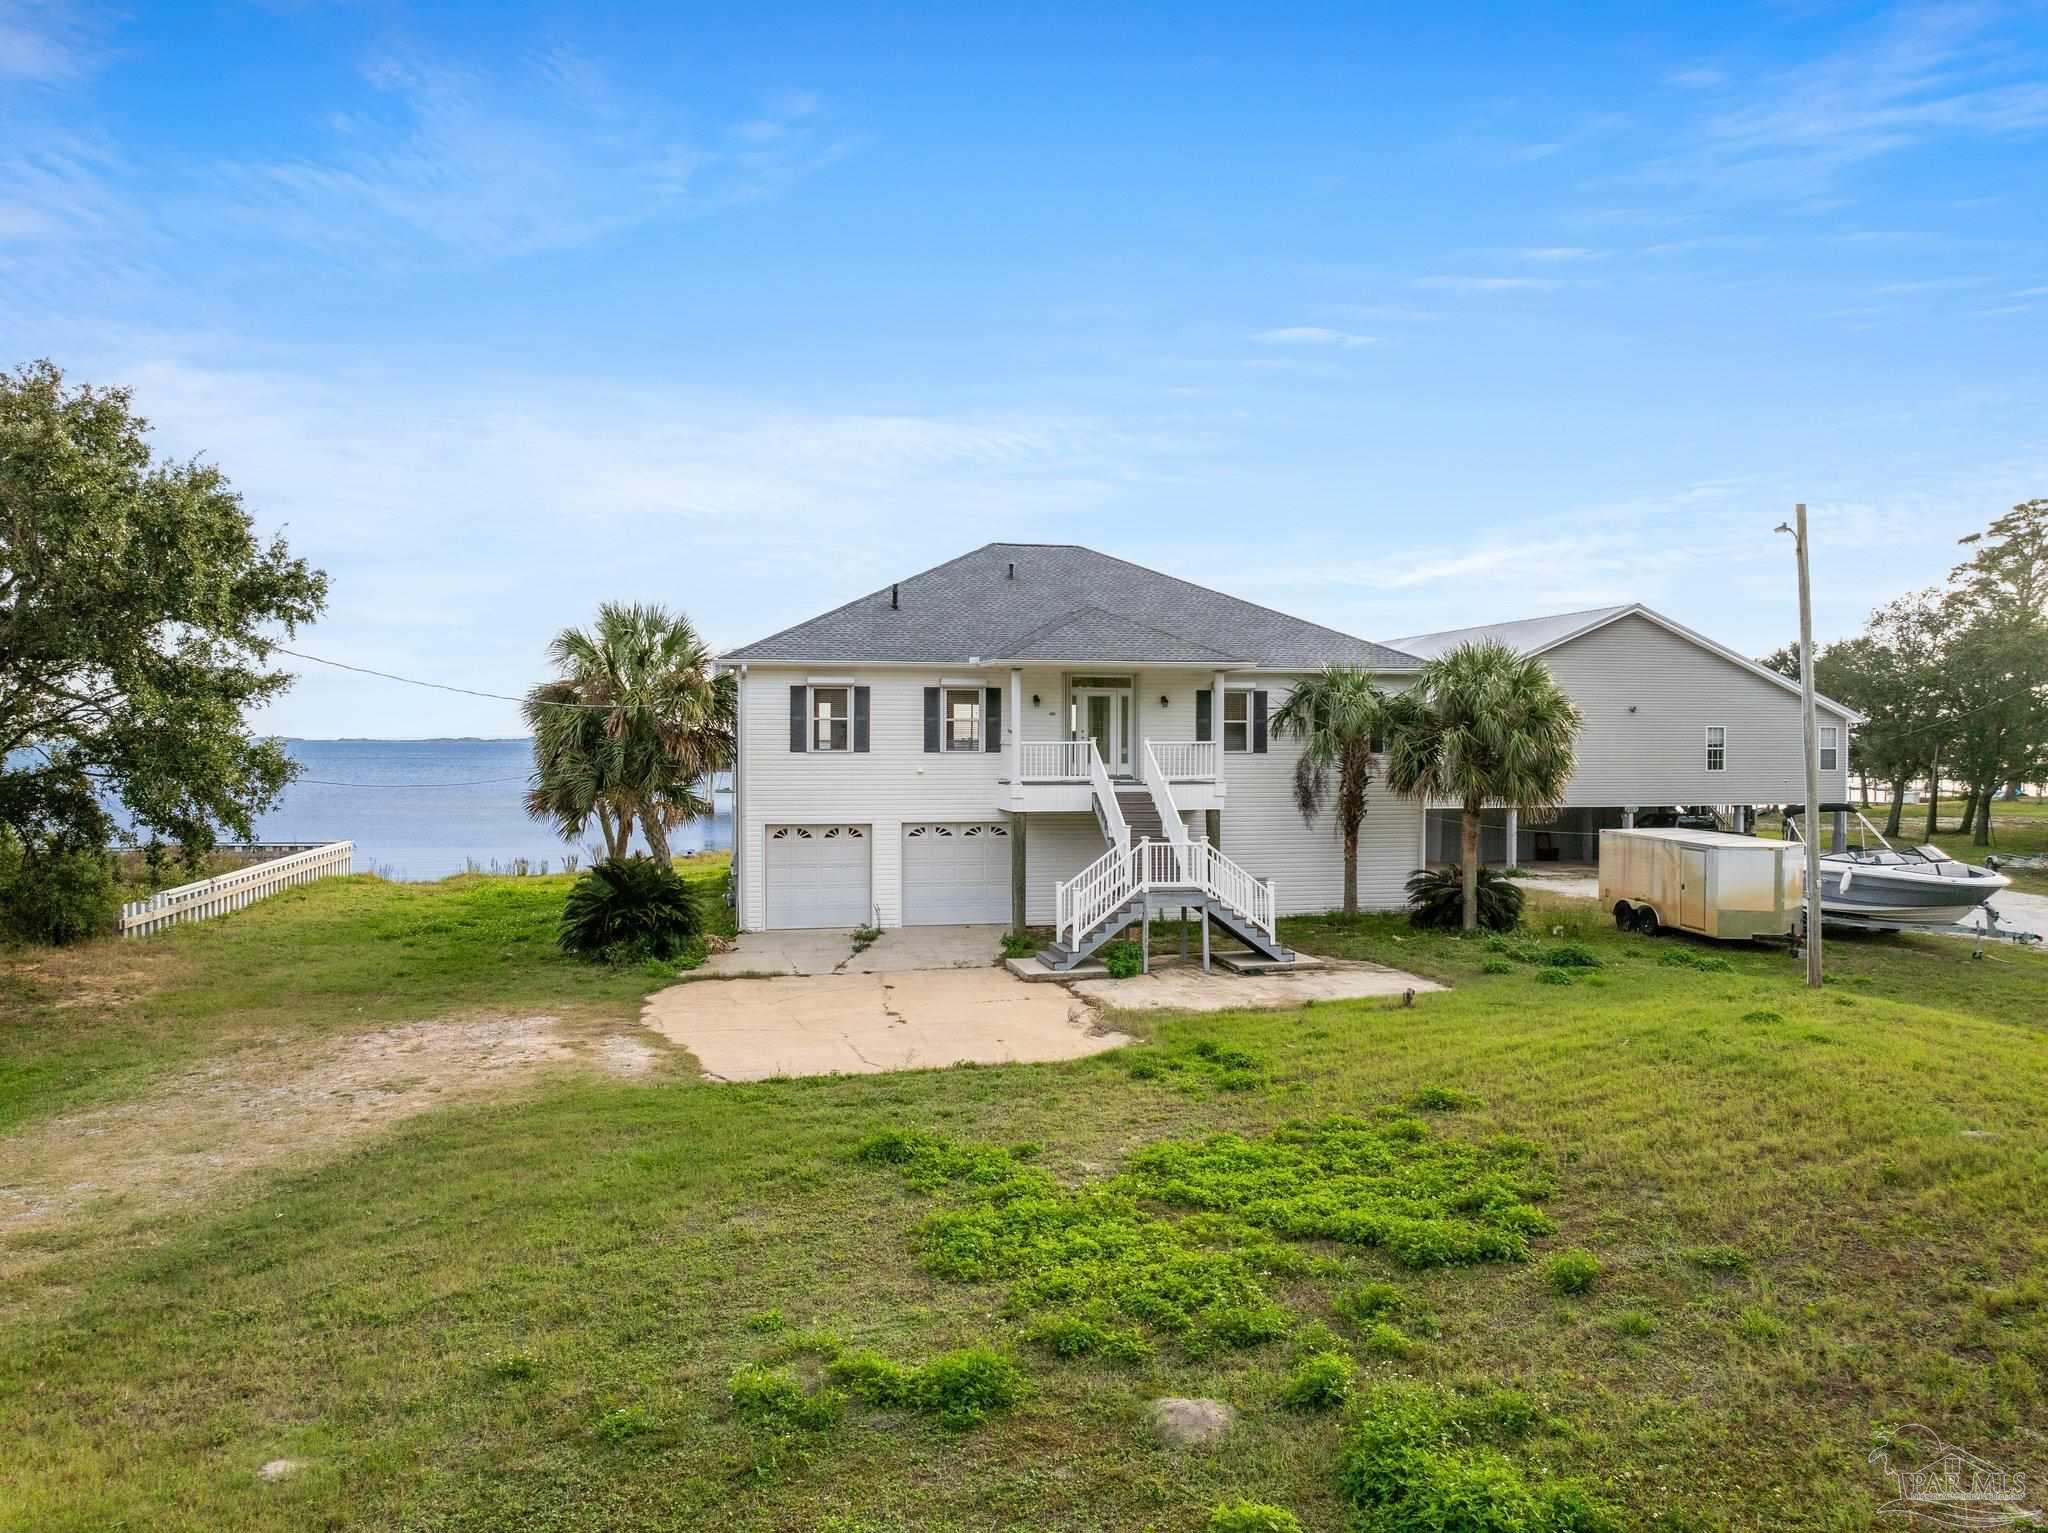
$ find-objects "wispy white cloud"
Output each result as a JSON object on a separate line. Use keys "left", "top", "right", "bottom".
{"left": 1250, "top": 325, "right": 1380, "bottom": 349}
{"left": 1667, "top": 66, "right": 1727, "bottom": 91}
{"left": 102, "top": 354, "right": 1203, "bottom": 733}
{"left": 1413, "top": 274, "right": 1565, "bottom": 293}
{"left": 1648, "top": 4, "right": 2048, "bottom": 200}
{"left": 0, "top": 0, "right": 98, "bottom": 83}
{"left": 213, "top": 52, "right": 849, "bottom": 259}
{"left": 1516, "top": 246, "right": 1605, "bottom": 262}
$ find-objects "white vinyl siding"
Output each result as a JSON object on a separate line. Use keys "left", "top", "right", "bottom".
{"left": 1214, "top": 674, "right": 1423, "bottom": 915}
{"left": 739, "top": 667, "right": 1010, "bottom": 930}
{"left": 1533, "top": 614, "right": 1853, "bottom": 806}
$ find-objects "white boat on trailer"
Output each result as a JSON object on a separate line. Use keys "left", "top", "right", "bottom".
{"left": 1782, "top": 804, "right": 2011, "bottom": 929}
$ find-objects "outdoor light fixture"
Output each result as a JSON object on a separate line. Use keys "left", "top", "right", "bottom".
{"left": 1159, "top": 694, "right": 1169, "bottom": 707}
{"left": 1032, "top": 693, "right": 1041, "bottom": 706}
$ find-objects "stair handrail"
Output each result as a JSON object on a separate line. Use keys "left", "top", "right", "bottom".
{"left": 1087, "top": 741, "right": 1129, "bottom": 850}
{"left": 1140, "top": 740, "right": 1190, "bottom": 847}
{"left": 1198, "top": 842, "right": 1277, "bottom": 939}
{"left": 1059, "top": 841, "right": 1136, "bottom": 948}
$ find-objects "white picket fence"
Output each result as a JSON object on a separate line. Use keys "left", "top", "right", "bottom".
{"left": 119, "top": 841, "right": 355, "bottom": 937}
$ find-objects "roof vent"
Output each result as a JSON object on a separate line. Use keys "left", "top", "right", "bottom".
{"left": 1007, "top": 561, "right": 1015, "bottom": 579}
{"left": 891, "top": 583, "right": 899, "bottom": 610}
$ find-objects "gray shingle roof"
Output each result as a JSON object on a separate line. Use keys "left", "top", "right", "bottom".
{"left": 723, "top": 543, "right": 1420, "bottom": 669}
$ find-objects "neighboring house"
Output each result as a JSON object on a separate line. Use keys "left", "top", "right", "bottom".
{"left": 721, "top": 546, "right": 1858, "bottom": 949}
{"left": 1384, "top": 604, "right": 1860, "bottom": 864}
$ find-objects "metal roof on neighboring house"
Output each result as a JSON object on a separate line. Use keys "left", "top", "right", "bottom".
{"left": 721, "top": 543, "right": 1421, "bottom": 669}
{"left": 1381, "top": 605, "right": 1634, "bottom": 661}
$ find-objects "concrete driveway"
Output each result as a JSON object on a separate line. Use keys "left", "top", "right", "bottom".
{"left": 698, "top": 923, "right": 1005, "bottom": 977}
{"left": 642, "top": 967, "right": 1128, "bottom": 1082}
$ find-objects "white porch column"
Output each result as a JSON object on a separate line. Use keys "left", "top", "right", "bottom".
{"left": 1211, "top": 669, "right": 1228, "bottom": 793}
{"left": 1621, "top": 806, "right": 1636, "bottom": 830}
{"left": 1504, "top": 808, "right": 1519, "bottom": 868}
{"left": 1009, "top": 667, "right": 1023, "bottom": 803}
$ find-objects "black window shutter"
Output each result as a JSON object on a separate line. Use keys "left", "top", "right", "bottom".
{"left": 1252, "top": 690, "right": 1269, "bottom": 754}
{"left": 853, "top": 687, "right": 870, "bottom": 753}
{"left": 1195, "top": 689, "right": 1212, "bottom": 743}
{"left": 789, "top": 685, "right": 807, "bottom": 752}
{"left": 923, "top": 687, "right": 941, "bottom": 753}
{"left": 984, "top": 686, "right": 1002, "bottom": 753}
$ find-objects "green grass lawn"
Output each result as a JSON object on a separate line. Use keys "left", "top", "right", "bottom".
{"left": 0, "top": 855, "right": 734, "bottom": 1135}
{"left": 4, "top": 875, "right": 2047, "bottom": 1531}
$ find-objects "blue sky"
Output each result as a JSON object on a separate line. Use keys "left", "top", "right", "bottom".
{"left": 4, "top": 0, "right": 2044, "bottom": 736}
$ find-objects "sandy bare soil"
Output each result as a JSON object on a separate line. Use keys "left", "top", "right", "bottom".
{"left": 0, "top": 1013, "right": 665, "bottom": 1278}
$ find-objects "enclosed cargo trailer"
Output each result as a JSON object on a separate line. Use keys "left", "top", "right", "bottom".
{"left": 1598, "top": 827, "right": 1804, "bottom": 942}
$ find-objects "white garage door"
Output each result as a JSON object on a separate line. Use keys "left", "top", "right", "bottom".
{"left": 903, "top": 822, "right": 1011, "bottom": 925}
{"left": 765, "top": 824, "right": 872, "bottom": 929}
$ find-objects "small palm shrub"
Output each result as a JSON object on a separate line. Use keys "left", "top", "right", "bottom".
{"left": 1405, "top": 864, "right": 1523, "bottom": 933}
{"left": 557, "top": 856, "right": 702, "bottom": 962}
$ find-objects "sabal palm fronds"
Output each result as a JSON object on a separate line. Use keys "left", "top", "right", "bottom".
{"left": 1270, "top": 666, "right": 1392, "bottom": 915}
{"left": 1381, "top": 639, "right": 1581, "bottom": 931}
{"left": 523, "top": 603, "right": 734, "bottom": 866}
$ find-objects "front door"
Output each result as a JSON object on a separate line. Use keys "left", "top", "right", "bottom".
{"left": 1073, "top": 687, "right": 1131, "bottom": 775}
{"left": 1679, "top": 846, "right": 1707, "bottom": 930}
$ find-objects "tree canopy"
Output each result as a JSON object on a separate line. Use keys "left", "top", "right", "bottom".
{"left": 1270, "top": 666, "right": 1391, "bottom": 916}
{"left": 0, "top": 360, "right": 327, "bottom": 866}
{"left": 523, "top": 602, "right": 734, "bottom": 866}
{"left": 1764, "top": 500, "right": 2048, "bottom": 842}
{"left": 1382, "top": 639, "right": 1581, "bottom": 930}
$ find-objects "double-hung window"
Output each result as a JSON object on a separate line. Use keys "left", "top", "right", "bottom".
{"left": 1705, "top": 725, "right": 1727, "bottom": 772}
{"left": 1222, "top": 690, "right": 1250, "bottom": 753}
{"left": 944, "top": 688, "right": 982, "bottom": 751}
{"left": 811, "top": 686, "right": 851, "bottom": 752}
{"left": 1819, "top": 725, "right": 1840, "bottom": 773}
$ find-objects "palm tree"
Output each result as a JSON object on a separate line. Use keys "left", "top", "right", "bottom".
{"left": 1270, "top": 666, "right": 1391, "bottom": 916}
{"left": 523, "top": 603, "right": 735, "bottom": 867}
{"left": 1382, "top": 639, "right": 1581, "bottom": 931}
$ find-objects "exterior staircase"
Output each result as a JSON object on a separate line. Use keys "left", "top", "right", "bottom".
{"left": 1114, "top": 786, "right": 1164, "bottom": 846}
{"left": 1038, "top": 749, "right": 1294, "bottom": 973}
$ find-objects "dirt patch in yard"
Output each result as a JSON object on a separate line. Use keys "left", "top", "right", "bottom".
{"left": 0, "top": 1012, "right": 669, "bottom": 1282}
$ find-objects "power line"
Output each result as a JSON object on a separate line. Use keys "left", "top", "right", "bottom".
{"left": 295, "top": 775, "right": 531, "bottom": 788}
{"left": 274, "top": 646, "right": 634, "bottom": 712}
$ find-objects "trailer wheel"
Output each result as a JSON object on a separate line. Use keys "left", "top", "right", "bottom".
{"left": 1631, "top": 904, "right": 1661, "bottom": 936}
{"left": 1612, "top": 901, "right": 1634, "bottom": 931}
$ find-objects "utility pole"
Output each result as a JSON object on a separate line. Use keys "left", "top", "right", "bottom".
{"left": 1778, "top": 504, "right": 1825, "bottom": 988}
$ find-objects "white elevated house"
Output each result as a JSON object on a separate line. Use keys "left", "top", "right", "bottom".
{"left": 721, "top": 545, "right": 1857, "bottom": 962}
{"left": 1384, "top": 605, "right": 1860, "bottom": 865}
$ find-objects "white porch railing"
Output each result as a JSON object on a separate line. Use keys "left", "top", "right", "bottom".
{"left": 119, "top": 840, "right": 354, "bottom": 938}
{"left": 1056, "top": 837, "right": 1278, "bottom": 949}
{"left": 1149, "top": 740, "right": 1218, "bottom": 780}
{"left": 1197, "top": 841, "right": 1276, "bottom": 940}
{"left": 1019, "top": 740, "right": 1095, "bottom": 779}
{"left": 1056, "top": 841, "right": 1138, "bottom": 949}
